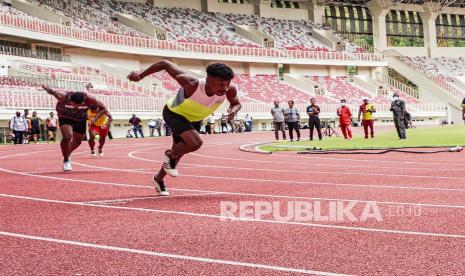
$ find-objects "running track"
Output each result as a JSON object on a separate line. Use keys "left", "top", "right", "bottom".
{"left": 1, "top": 132, "right": 465, "bottom": 275}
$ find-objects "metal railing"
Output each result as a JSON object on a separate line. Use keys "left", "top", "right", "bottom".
{"left": 381, "top": 74, "right": 419, "bottom": 99}
{"left": 0, "top": 90, "right": 446, "bottom": 115}
{"left": 0, "top": 44, "right": 70, "bottom": 62}
{"left": 0, "top": 13, "right": 385, "bottom": 63}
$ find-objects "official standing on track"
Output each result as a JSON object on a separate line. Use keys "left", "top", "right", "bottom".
{"left": 285, "top": 100, "right": 300, "bottom": 142}
{"left": 462, "top": 97, "right": 465, "bottom": 122}
{"left": 358, "top": 98, "right": 376, "bottom": 139}
{"left": 306, "top": 98, "right": 322, "bottom": 141}
{"left": 271, "top": 101, "right": 286, "bottom": 141}
{"left": 390, "top": 93, "right": 407, "bottom": 139}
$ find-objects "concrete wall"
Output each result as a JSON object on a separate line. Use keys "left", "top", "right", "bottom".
{"left": 234, "top": 25, "right": 273, "bottom": 47}
{"left": 152, "top": 0, "right": 202, "bottom": 10}
{"left": 207, "top": 0, "right": 254, "bottom": 15}
{"left": 116, "top": 14, "right": 166, "bottom": 39}
{"left": 259, "top": 3, "right": 308, "bottom": 20}
{"left": 246, "top": 63, "right": 276, "bottom": 76}
{"left": 65, "top": 48, "right": 140, "bottom": 71}
{"left": 11, "top": 0, "right": 70, "bottom": 25}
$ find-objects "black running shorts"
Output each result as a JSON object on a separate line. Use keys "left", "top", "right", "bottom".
{"left": 58, "top": 117, "right": 87, "bottom": 135}
{"left": 163, "top": 105, "right": 201, "bottom": 144}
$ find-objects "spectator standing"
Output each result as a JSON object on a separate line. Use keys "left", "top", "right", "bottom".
{"left": 129, "top": 114, "right": 144, "bottom": 138}
{"left": 462, "top": 98, "right": 465, "bottom": 121}
{"left": 220, "top": 114, "right": 228, "bottom": 133}
{"left": 244, "top": 114, "right": 253, "bottom": 132}
{"left": 306, "top": 98, "right": 322, "bottom": 141}
{"left": 163, "top": 122, "right": 171, "bottom": 136}
{"left": 155, "top": 118, "right": 162, "bottom": 136}
{"left": 148, "top": 119, "right": 156, "bottom": 137}
{"left": 337, "top": 99, "right": 352, "bottom": 140}
{"left": 285, "top": 100, "right": 301, "bottom": 142}
{"left": 30, "top": 111, "right": 42, "bottom": 143}
{"left": 46, "top": 112, "right": 58, "bottom": 142}
{"left": 10, "top": 111, "right": 28, "bottom": 144}
{"left": 358, "top": 98, "right": 376, "bottom": 139}
{"left": 271, "top": 101, "right": 286, "bottom": 141}
{"left": 390, "top": 93, "right": 407, "bottom": 139}
{"left": 23, "top": 109, "right": 31, "bottom": 143}
{"left": 206, "top": 114, "right": 215, "bottom": 134}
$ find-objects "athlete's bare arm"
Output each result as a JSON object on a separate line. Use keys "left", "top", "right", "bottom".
{"left": 127, "top": 59, "right": 198, "bottom": 97}
{"left": 42, "top": 84, "right": 66, "bottom": 101}
{"left": 226, "top": 85, "right": 241, "bottom": 120}
{"left": 86, "top": 94, "right": 109, "bottom": 124}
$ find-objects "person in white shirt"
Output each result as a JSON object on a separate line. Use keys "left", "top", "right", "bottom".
{"left": 206, "top": 114, "right": 216, "bottom": 134}
{"left": 148, "top": 119, "right": 156, "bottom": 137}
{"left": 10, "top": 111, "right": 28, "bottom": 144}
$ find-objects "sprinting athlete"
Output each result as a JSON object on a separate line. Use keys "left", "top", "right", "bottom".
{"left": 87, "top": 104, "right": 113, "bottom": 157}
{"left": 42, "top": 85, "right": 108, "bottom": 171}
{"left": 128, "top": 60, "right": 241, "bottom": 196}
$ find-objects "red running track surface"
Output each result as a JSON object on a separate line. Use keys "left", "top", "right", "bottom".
{"left": 1, "top": 132, "right": 465, "bottom": 275}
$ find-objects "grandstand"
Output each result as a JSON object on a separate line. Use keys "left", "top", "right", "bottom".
{"left": 2, "top": 1, "right": 465, "bottom": 275}
{"left": 0, "top": 0, "right": 463, "bottom": 140}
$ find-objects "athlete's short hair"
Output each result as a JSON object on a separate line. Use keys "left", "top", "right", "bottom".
{"left": 70, "top": 92, "right": 86, "bottom": 104}
{"left": 206, "top": 63, "right": 234, "bottom": 80}
{"left": 89, "top": 104, "right": 98, "bottom": 111}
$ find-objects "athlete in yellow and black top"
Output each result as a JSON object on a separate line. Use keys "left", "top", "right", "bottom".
{"left": 128, "top": 60, "right": 241, "bottom": 196}
{"left": 87, "top": 104, "right": 112, "bottom": 157}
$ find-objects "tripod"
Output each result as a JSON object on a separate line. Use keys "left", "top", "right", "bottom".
{"left": 322, "top": 122, "right": 340, "bottom": 138}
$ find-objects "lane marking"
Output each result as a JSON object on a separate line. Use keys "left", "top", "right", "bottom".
{"left": 2, "top": 193, "right": 465, "bottom": 239}
{"left": 5, "top": 159, "right": 465, "bottom": 209}
{"left": 81, "top": 192, "right": 225, "bottom": 205}
{"left": 0, "top": 231, "right": 343, "bottom": 275}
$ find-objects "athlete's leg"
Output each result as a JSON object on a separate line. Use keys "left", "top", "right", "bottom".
{"left": 98, "top": 128, "right": 108, "bottom": 152}
{"left": 88, "top": 129, "right": 97, "bottom": 152}
{"left": 60, "top": 124, "right": 73, "bottom": 161}
{"left": 70, "top": 132, "right": 85, "bottom": 154}
{"left": 167, "top": 130, "right": 202, "bottom": 160}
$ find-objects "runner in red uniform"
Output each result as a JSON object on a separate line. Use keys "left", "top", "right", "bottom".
{"left": 42, "top": 85, "right": 108, "bottom": 171}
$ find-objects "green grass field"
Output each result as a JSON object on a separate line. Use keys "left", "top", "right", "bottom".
{"left": 260, "top": 125, "right": 465, "bottom": 152}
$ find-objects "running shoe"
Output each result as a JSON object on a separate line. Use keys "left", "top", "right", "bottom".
{"left": 153, "top": 174, "right": 170, "bottom": 196}
{"left": 91, "top": 150, "right": 97, "bottom": 157}
{"left": 163, "top": 151, "right": 179, "bottom": 177}
{"left": 63, "top": 161, "right": 72, "bottom": 171}
{"left": 98, "top": 149, "right": 104, "bottom": 157}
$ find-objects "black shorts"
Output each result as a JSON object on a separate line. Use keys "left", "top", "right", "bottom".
{"left": 58, "top": 118, "right": 87, "bottom": 135}
{"left": 163, "top": 105, "right": 201, "bottom": 144}
{"left": 31, "top": 127, "right": 41, "bottom": 135}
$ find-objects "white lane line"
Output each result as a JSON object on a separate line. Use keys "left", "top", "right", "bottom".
{"left": 4, "top": 164, "right": 465, "bottom": 209}
{"left": 182, "top": 153, "right": 465, "bottom": 181}
{"left": 0, "top": 231, "right": 343, "bottom": 275}
{"left": 72, "top": 159, "right": 465, "bottom": 192}
{"left": 81, "top": 192, "right": 225, "bottom": 205}
{"left": 192, "top": 151, "right": 465, "bottom": 167}
{"left": 2, "top": 193, "right": 465, "bottom": 239}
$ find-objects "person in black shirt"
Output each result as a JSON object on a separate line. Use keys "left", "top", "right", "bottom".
{"left": 390, "top": 93, "right": 406, "bottom": 139}
{"left": 306, "top": 98, "right": 322, "bottom": 141}
{"left": 462, "top": 98, "right": 465, "bottom": 122}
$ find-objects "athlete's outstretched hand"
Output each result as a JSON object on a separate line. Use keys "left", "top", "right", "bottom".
{"left": 127, "top": 71, "right": 142, "bottom": 82}
{"left": 42, "top": 84, "right": 52, "bottom": 94}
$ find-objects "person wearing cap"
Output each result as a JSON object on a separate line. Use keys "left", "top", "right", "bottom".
{"left": 336, "top": 99, "right": 352, "bottom": 140}
{"left": 390, "top": 93, "right": 406, "bottom": 139}
{"left": 358, "top": 98, "right": 376, "bottom": 139}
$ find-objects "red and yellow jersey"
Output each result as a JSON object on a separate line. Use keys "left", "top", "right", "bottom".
{"left": 87, "top": 110, "right": 108, "bottom": 127}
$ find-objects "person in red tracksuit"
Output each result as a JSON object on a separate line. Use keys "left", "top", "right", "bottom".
{"left": 337, "top": 99, "right": 352, "bottom": 140}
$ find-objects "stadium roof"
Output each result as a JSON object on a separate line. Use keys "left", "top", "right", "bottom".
{"left": 297, "top": 0, "right": 465, "bottom": 8}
